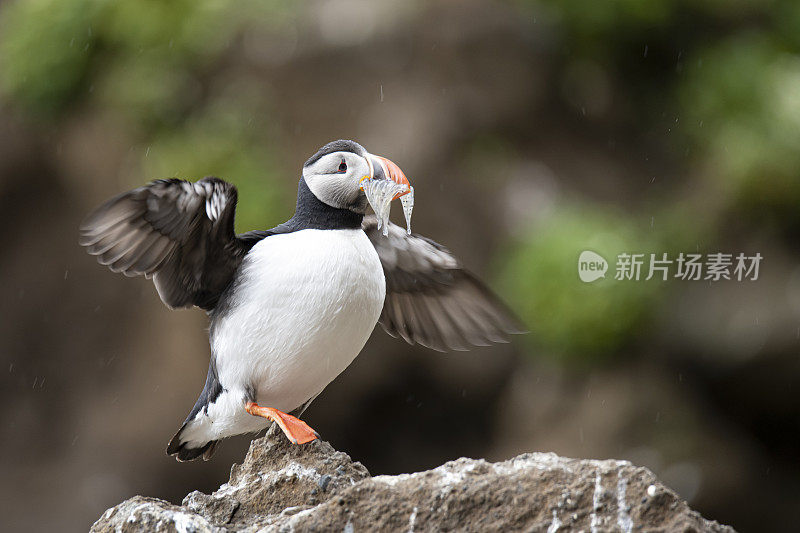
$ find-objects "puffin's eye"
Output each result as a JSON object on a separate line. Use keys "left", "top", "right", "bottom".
{"left": 338, "top": 159, "right": 347, "bottom": 173}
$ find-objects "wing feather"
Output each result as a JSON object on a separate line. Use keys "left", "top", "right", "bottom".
{"left": 80, "top": 177, "right": 247, "bottom": 310}
{"left": 363, "top": 215, "right": 525, "bottom": 352}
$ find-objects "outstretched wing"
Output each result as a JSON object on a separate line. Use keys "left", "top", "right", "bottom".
{"left": 363, "top": 215, "right": 525, "bottom": 352}
{"left": 79, "top": 177, "right": 249, "bottom": 310}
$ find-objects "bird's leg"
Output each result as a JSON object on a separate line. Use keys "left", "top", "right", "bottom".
{"left": 244, "top": 402, "right": 319, "bottom": 444}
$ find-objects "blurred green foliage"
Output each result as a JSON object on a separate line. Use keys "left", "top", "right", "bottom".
{"left": 528, "top": 0, "right": 800, "bottom": 223}
{"left": 0, "top": 0, "right": 292, "bottom": 118}
{"left": 0, "top": 0, "right": 97, "bottom": 114}
{"left": 498, "top": 0, "right": 800, "bottom": 359}
{"left": 681, "top": 33, "right": 800, "bottom": 221}
{"left": 144, "top": 98, "right": 287, "bottom": 232}
{"left": 0, "top": 0, "right": 295, "bottom": 229}
{"left": 497, "top": 205, "right": 664, "bottom": 361}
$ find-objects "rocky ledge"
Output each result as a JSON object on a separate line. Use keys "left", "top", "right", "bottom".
{"left": 91, "top": 426, "right": 735, "bottom": 532}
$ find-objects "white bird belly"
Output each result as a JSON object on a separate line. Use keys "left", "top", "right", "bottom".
{"left": 201, "top": 228, "right": 385, "bottom": 440}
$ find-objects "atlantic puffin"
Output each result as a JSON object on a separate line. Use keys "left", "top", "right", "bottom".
{"left": 80, "top": 140, "right": 523, "bottom": 461}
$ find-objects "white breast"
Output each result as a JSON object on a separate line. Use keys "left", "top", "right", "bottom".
{"left": 211, "top": 228, "right": 385, "bottom": 414}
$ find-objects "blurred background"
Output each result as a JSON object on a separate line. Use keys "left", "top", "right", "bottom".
{"left": 1, "top": 0, "right": 798, "bottom": 531}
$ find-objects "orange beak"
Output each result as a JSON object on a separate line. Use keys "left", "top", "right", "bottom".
{"left": 371, "top": 155, "right": 412, "bottom": 199}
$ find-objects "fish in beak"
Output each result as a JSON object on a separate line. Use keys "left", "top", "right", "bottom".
{"left": 361, "top": 154, "right": 414, "bottom": 236}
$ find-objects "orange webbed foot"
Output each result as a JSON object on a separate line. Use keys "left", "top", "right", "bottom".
{"left": 245, "top": 402, "right": 319, "bottom": 444}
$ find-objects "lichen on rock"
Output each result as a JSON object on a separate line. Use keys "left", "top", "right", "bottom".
{"left": 91, "top": 425, "right": 735, "bottom": 532}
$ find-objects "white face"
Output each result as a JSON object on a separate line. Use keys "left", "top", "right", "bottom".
{"left": 302, "top": 151, "right": 372, "bottom": 212}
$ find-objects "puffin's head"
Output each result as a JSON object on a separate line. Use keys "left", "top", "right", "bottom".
{"left": 302, "top": 139, "right": 411, "bottom": 214}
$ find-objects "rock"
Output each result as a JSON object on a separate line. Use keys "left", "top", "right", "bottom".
{"left": 91, "top": 425, "right": 735, "bottom": 532}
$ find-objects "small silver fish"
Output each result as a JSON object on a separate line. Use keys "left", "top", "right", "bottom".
{"left": 363, "top": 178, "right": 413, "bottom": 236}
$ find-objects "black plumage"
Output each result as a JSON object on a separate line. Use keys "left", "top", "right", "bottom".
{"left": 304, "top": 139, "right": 367, "bottom": 168}
{"left": 165, "top": 357, "right": 224, "bottom": 461}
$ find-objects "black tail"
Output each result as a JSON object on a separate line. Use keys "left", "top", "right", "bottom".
{"left": 166, "top": 424, "right": 218, "bottom": 462}
{"left": 167, "top": 356, "right": 224, "bottom": 461}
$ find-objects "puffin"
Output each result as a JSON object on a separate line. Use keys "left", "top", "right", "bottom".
{"left": 80, "top": 139, "right": 523, "bottom": 461}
